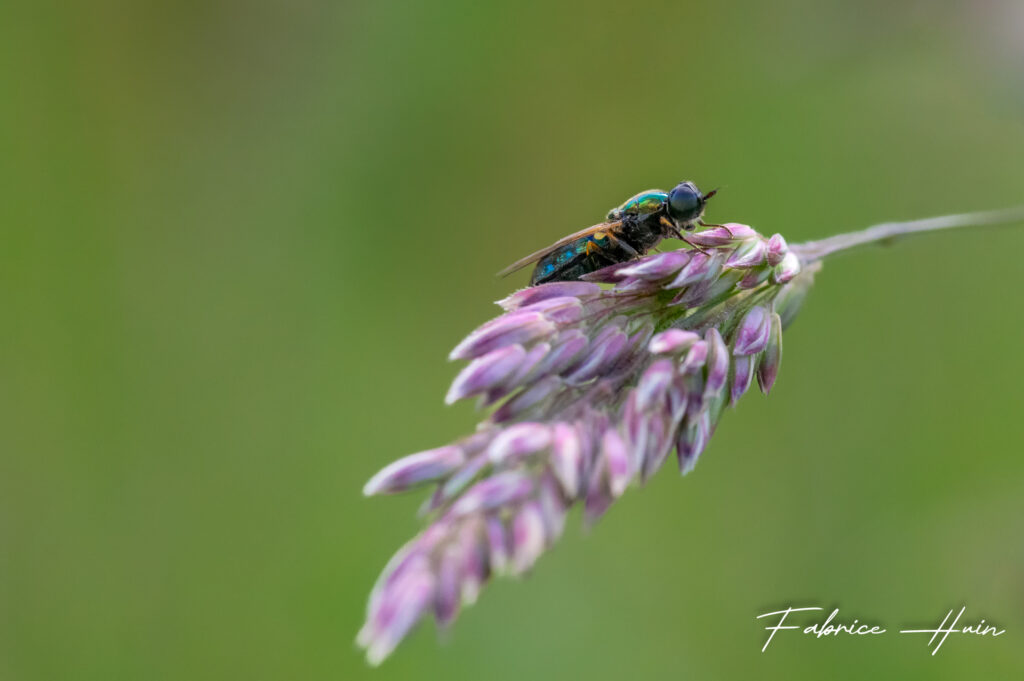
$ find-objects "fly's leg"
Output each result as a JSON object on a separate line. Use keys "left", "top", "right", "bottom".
{"left": 684, "top": 220, "right": 729, "bottom": 253}
{"left": 585, "top": 234, "right": 639, "bottom": 261}
{"left": 680, "top": 233, "right": 711, "bottom": 254}
{"left": 611, "top": 237, "right": 640, "bottom": 260}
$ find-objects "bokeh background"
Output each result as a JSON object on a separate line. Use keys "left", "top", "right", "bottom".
{"left": 3, "top": 0, "right": 1024, "bottom": 679}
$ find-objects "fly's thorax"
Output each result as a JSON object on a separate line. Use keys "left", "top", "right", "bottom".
{"left": 606, "top": 189, "right": 668, "bottom": 220}
{"left": 618, "top": 212, "right": 668, "bottom": 254}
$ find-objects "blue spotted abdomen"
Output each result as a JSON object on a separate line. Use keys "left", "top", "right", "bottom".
{"left": 530, "top": 232, "right": 617, "bottom": 285}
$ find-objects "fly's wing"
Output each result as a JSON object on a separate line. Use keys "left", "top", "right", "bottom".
{"left": 496, "top": 220, "right": 623, "bottom": 277}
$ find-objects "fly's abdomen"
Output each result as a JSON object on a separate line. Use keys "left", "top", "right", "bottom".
{"left": 530, "top": 232, "right": 622, "bottom": 285}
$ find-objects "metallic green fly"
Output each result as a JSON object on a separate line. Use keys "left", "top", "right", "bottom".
{"left": 499, "top": 181, "right": 718, "bottom": 285}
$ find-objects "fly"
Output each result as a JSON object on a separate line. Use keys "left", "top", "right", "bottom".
{"left": 498, "top": 181, "right": 717, "bottom": 285}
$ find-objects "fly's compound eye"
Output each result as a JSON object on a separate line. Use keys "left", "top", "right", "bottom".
{"left": 666, "top": 182, "right": 704, "bottom": 224}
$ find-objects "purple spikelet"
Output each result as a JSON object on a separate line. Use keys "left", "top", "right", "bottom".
{"left": 358, "top": 224, "right": 820, "bottom": 664}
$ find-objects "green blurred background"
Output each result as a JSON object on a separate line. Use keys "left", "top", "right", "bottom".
{"left": 3, "top": 0, "right": 1023, "bottom": 679}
